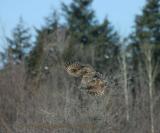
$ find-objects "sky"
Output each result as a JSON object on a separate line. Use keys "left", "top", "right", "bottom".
{"left": 0, "top": 0, "right": 146, "bottom": 50}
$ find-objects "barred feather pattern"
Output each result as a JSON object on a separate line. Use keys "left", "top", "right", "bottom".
{"left": 64, "top": 62, "right": 84, "bottom": 77}
{"left": 64, "top": 62, "right": 107, "bottom": 96}
{"left": 86, "top": 78, "right": 106, "bottom": 96}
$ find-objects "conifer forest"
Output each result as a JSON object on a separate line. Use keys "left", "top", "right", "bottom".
{"left": 0, "top": 0, "right": 160, "bottom": 133}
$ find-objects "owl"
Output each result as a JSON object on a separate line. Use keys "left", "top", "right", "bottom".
{"left": 65, "top": 62, "right": 106, "bottom": 96}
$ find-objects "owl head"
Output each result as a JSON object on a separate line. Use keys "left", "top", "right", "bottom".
{"left": 64, "top": 62, "right": 84, "bottom": 77}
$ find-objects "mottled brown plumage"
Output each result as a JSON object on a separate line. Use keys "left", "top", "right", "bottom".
{"left": 64, "top": 62, "right": 84, "bottom": 77}
{"left": 65, "top": 62, "right": 107, "bottom": 96}
{"left": 86, "top": 78, "right": 106, "bottom": 96}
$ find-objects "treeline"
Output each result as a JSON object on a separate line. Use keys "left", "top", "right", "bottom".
{"left": 0, "top": 0, "right": 160, "bottom": 133}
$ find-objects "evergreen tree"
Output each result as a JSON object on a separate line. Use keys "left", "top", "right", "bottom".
{"left": 7, "top": 17, "right": 32, "bottom": 62}
{"left": 62, "top": 0, "right": 120, "bottom": 67}
{"left": 129, "top": 0, "right": 160, "bottom": 86}
{"left": 134, "top": 0, "right": 160, "bottom": 44}
{"left": 44, "top": 10, "right": 59, "bottom": 34}
{"left": 26, "top": 10, "right": 60, "bottom": 76}
{"left": 129, "top": 0, "right": 160, "bottom": 76}
{"left": 26, "top": 29, "right": 44, "bottom": 76}
{"left": 91, "top": 18, "right": 120, "bottom": 71}
{"left": 0, "top": 51, "right": 6, "bottom": 67}
{"left": 130, "top": 0, "right": 160, "bottom": 56}
{"left": 62, "top": 0, "right": 95, "bottom": 44}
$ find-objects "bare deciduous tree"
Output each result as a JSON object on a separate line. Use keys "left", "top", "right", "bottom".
{"left": 140, "top": 43, "right": 160, "bottom": 133}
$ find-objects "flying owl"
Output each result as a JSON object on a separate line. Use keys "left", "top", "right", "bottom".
{"left": 64, "top": 62, "right": 106, "bottom": 96}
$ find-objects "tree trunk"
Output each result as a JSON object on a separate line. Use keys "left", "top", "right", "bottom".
{"left": 122, "top": 53, "right": 129, "bottom": 121}
{"left": 148, "top": 57, "right": 154, "bottom": 133}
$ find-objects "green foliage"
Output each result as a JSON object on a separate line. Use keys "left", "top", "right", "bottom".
{"left": 7, "top": 17, "right": 32, "bottom": 62}
{"left": 26, "top": 29, "right": 44, "bottom": 76}
{"left": 26, "top": 0, "right": 120, "bottom": 77}
{"left": 26, "top": 10, "right": 60, "bottom": 76}
{"left": 0, "top": 51, "right": 6, "bottom": 67}
{"left": 44, "top": 10, "right": 59, "bottom": 34}
{"left": 62, "top": 0, "right": 120, "bottom": 71}
{"left": 62, "top": 0, "right": 95, "bottom": 44}
{"left": 130, "top": 0, "right": 160, "bottom": 60}
{"left": 91, "top": 18, "right": 120, "bottom": 70}
{"left": 133, "top": 0, "right": 160, "bottom": 44}
{"left": 129, "top": 0, "right": 160, "bottom": 91}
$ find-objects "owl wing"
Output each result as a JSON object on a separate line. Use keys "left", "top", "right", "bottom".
{"left": 86, "top": 78, "right": 106, "bottom": 96}
{"left": 87, "top": 88, "right": 105, "bottom": 96}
